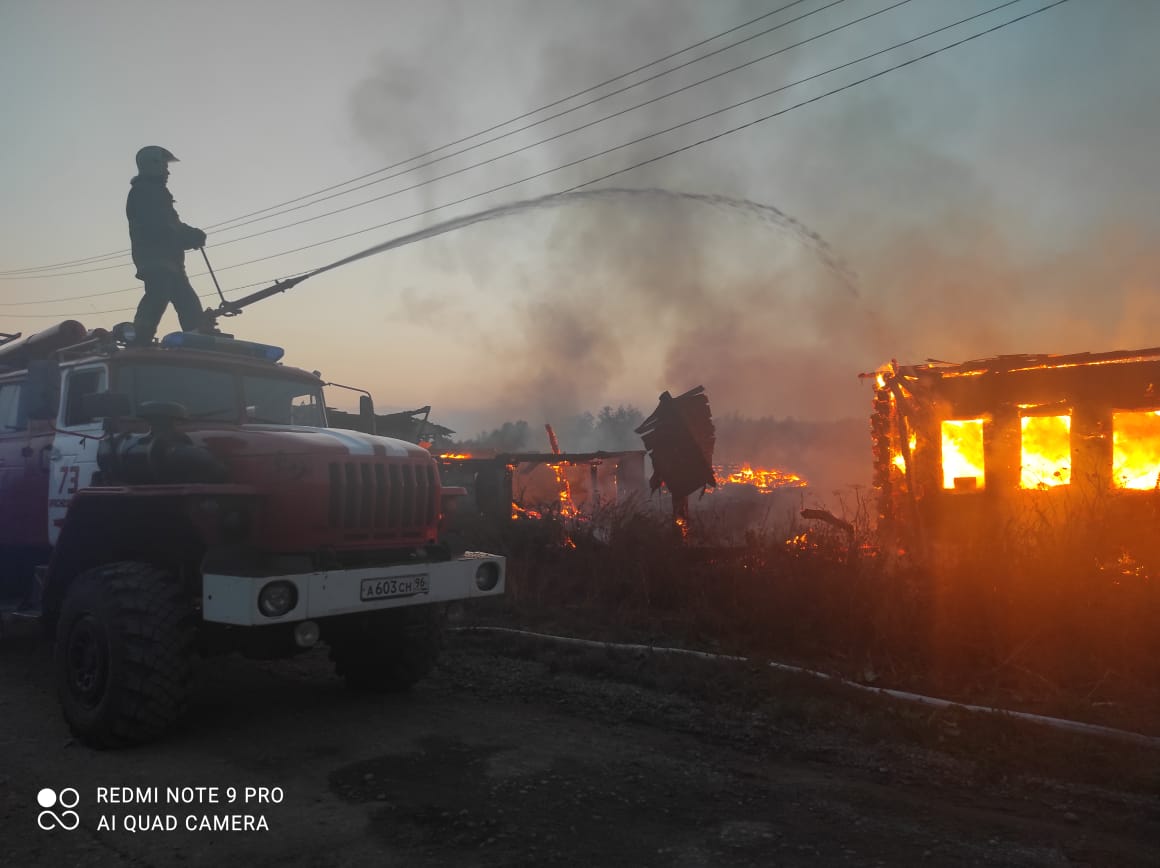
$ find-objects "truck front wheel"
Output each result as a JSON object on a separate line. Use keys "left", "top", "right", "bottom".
{"left": 54, "top": 562, "right": 196, "bottom": 748}
{"left": 328, "top": 605, "right": 443, "bottom": 693}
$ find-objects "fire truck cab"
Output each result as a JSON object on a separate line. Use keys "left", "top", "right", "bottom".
{"left": 0, "top": 321, "right": 504, "bottom": 747}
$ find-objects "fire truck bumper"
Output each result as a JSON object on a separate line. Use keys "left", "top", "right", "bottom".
{"left": 201, "top": 552, "right": 505, "bottom": 626}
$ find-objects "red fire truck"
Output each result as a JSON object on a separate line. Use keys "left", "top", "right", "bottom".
{"left": 0, "top": 320, "right": 504, "bottom": 747}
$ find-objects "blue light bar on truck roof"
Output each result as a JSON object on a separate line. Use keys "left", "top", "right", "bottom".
{"left": 159, "top": 331, "right": 285, "bottom": 362}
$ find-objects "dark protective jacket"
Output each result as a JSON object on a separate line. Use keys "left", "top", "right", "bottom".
{"left": 125, "top": 175, "right": 204, "bottom": 279}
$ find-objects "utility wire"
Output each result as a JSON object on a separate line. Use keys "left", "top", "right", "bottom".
{"left": 206, "top": 0, "right": 843, "bottom": 235}
{"left": 203, "top": 0, "right": 850, "bottom": 237}
{"left": 4, "top": 0, "right": 903, "bottom": 283}
{"left": 0, "top": 0, "right": 820, "bottom": 276}
{"left": 5, "top": 0, "right": 1071, "bottom": 321}
{"left": 121, "top": 0, "right": 1052, "bottom": 278}
{"left": 0, "top": 0, "right": 985, "bottom": 305}
{"left": 561, "top": 0, "right": 1073, "bottom": 192}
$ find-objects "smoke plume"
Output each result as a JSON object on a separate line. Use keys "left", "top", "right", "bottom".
{"left": 345, "top": 0, "right": 1159, "bottom": 488}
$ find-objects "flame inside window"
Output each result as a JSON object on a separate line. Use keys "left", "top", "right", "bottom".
{"left": 941, "top": 419, "right": 985, "bottom": 490}
{"left": 1113, "top": 410, "right": 1160, "bottom": 490}
{"left": 1020, "top": 415, "right": 1071, "bottom": 489}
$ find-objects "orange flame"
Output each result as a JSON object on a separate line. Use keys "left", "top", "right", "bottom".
{"left": 1113, "top": 410, "right": 1160, "bottom": 489}
{"left": 941, "top": 419, "right": 986, "bottom": 490}
{"left": 712, "top": 463, "right": 807, "bottom": 493}
{"left": 1020, "top": 415, "right": 1071, "bottom": 489}
{"left": 891, "top": 431, "right": 917, "bottom": 473}
{"left": 551, "top": 462, "right": 578, "bottom": 518}
{"left": 511, "top": 502, "right": 543, "bottom": 520}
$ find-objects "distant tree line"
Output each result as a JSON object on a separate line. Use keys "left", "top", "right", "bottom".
{"left": 455, "top": 407, "right": 870, "bottom": 491}
{"left": 459, "top": 405, "right": 645, "bottom": 453}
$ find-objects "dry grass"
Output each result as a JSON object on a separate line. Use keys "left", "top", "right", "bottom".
{"left": 455, "top": 629, "right": 1160, "bottom": 795}
{"left": 458, "top": 492, "right": 1160, "bottom": 736}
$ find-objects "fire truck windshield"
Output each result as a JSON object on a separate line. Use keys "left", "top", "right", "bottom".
{"left": 116, "top": 363, "right": 326, "bottom": 426}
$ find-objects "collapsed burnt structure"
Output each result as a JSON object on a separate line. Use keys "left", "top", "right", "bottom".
{"left": 437, "top": 450, "right": 648, "bottom": 522}
{"left": 329, "top": 404, "right": 648, "bottom": 525}
{"left": 328, "top": 405, "right": 456, "bottom": 450}
{"left": 866, "top": 347, "right": 1160, "bottom": 549}
{"left": 330, "top": 386, "right": 798, "bottom": 534}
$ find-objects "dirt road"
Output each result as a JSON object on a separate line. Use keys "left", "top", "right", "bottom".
{"left": 1, "top": 629, "right": 1156, "bottom": 867}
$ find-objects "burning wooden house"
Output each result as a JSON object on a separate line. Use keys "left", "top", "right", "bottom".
{"left": 866, "top": 347, "right": 1160, "bottom": 549}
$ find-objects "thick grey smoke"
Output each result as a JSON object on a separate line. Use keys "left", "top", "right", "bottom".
{"left": 346, "top": 0, "right": 1159, "bottom": 487}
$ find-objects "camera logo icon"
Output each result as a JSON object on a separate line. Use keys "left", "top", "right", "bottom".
{"left": 37, "top": 788, "right": 80, "bottom": 831}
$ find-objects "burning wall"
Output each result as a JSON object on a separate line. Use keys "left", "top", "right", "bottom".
{"left": 437, "top": 450, "right": 648, "bottom": 524}
{"left": 867, "top": 347, "right": 1160, "bottom": 547}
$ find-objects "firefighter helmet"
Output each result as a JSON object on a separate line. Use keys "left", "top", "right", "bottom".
{"left": 135, "top": 145, "right": 179, "bottom": 176}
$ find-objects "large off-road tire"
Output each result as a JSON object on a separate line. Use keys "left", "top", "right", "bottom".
{"left": 54, "top": 561, "right": 196, "bottom": 748}
{"left": 328, "top": 605, "right": 443, "bottom": 693}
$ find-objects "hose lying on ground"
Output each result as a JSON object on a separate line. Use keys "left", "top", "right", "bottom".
{"left": 453, "top": 625, "right": 1160, "bottom": 750}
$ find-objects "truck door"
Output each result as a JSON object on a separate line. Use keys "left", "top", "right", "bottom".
{"left": 47, "top": 365, "right": 107, "bottom": 546}
{"left": 0, "top": 379, "right": 25, "bottom": 547}
{"left": 0, "top": 378, "right": 54, "bottom": 549}
{"left": 22, "top": 419, "right": 54, "bottom": 548}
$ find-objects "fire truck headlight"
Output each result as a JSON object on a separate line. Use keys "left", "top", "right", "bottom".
{"left": 474, "top": 561, "right": 500, "bottom": 591}
{"left": 258, "top": 581, "right": 298, "bottom": 617}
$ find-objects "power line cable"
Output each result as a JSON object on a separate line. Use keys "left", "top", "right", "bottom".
{"left": 5, "top": 0, "right": 1071, "bottom": 322}
{"left": 118, "top": 0, "right": 1051, "bottom": 280}
{"left": 0, "top": 0, "right": 820, "bottom": 276}
{"left": 0, "top": 0, "right": 1054, "bottom": 310}
{"left": 257, "top": 0, "right": 1070, "bottom": 288}
{"left": 204, "top": 0, "right": 851, "bottom": 236}
{"left": 5, "top": 0, "right": 904, "bottom": 282}
{"left": 560, "top": 0, "right": 1073, "bottom": 193}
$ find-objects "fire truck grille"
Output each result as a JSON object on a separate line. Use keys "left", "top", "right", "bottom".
{"left": 327, "top": 460, "right": 438, "bottom": 536}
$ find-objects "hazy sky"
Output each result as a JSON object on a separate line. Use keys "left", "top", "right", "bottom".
{"left": 1, "top": 0, "right": 1156, "bottom": 440}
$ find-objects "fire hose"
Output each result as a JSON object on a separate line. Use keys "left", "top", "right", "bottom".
{"left": 200, "top": 247, "right": 228, "bottom": 307}
{"left": 452, "top": 626, "right": 1160, "bottom": 750}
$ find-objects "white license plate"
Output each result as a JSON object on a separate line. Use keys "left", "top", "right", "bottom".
{"left": 360, "top": 574, "right": 430, "bottom": 602}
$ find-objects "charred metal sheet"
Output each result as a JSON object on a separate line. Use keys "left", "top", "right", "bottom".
{"left": 635, "top": 387, "right": 716, "bottom": 503}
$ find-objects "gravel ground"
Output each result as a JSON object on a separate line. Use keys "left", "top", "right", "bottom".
{"left": 0, "top": 629, "right": 1156, "bottom": 867}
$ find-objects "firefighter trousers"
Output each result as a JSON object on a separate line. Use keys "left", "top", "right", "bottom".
{"left": 133, "top": 270, "right": 203, "bottom": 345}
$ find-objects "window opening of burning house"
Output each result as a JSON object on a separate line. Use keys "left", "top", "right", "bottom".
{"left": 117, "top": 364, "right": 324, "bottom": 425}
{"left": 941, "top": 418, "right": 987, "bottom": 491}
{"left": 1019, "top": 413, "right": 1072, "bottom": 489}
{"left": 1112, "top": 410, "right": 1160, "bottom": 490}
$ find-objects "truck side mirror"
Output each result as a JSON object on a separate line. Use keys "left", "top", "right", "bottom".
{"left": 359, "top": 394, "right": 376, "bottom": 435}
{"left": 82, "top": 390, "right": 133, "bottom": 420}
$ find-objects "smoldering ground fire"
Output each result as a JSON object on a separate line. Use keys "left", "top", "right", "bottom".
{"left": 429, "top": 389, "right": 814, "bottom": 544}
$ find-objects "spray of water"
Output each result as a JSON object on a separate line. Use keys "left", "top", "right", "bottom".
{"left": 305, "top": 187, "right": 858, "bottom": 294}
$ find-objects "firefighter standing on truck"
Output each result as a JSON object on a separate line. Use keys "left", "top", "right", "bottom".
{"left": 126, "top": 145, "right": 207, "bottom": 345}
